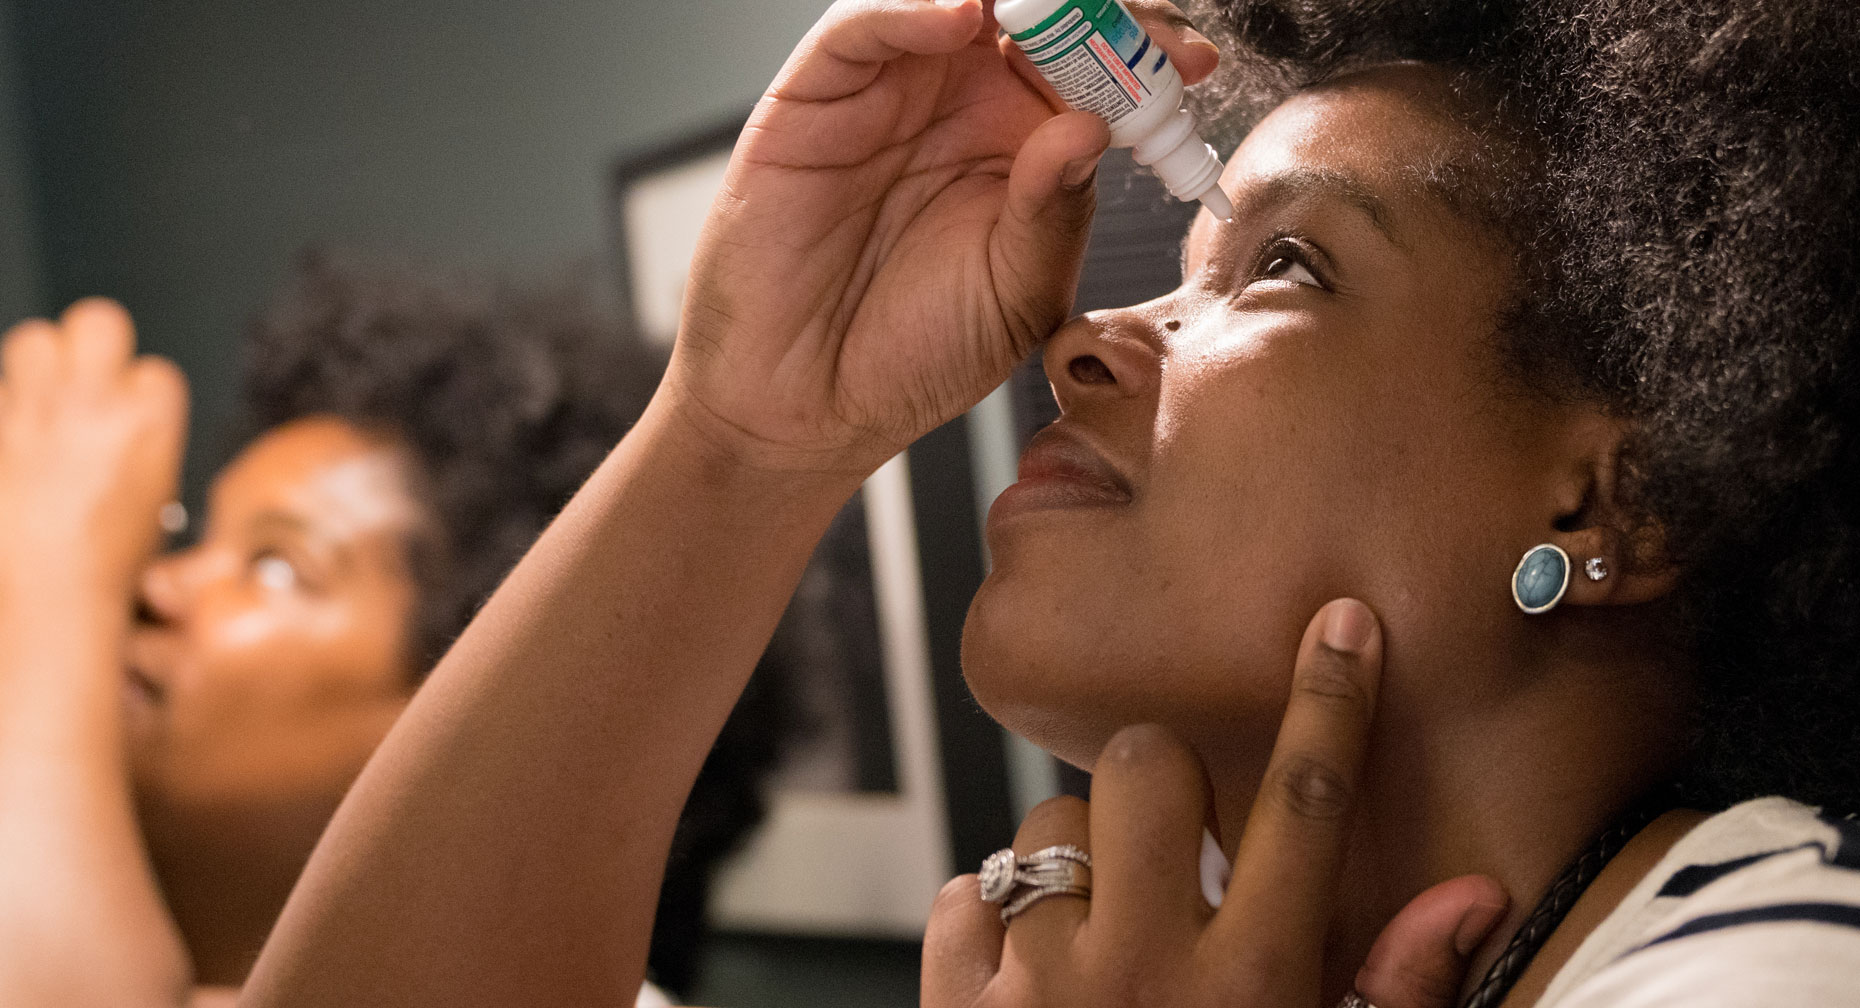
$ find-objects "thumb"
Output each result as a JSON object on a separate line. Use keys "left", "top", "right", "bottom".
{"left": 1355, "top": 875, "right": 1509, "bottom": 1008}
{"left": 988, "top": 110, "right": 1111, "bottom": 355}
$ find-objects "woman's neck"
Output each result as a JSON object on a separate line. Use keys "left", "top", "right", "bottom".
{"left": 1204, "top": 639, "right": 1688, "bottom": 1004}
{"left": 1491, "top": 808, "right": 1708, "bottom": 1007}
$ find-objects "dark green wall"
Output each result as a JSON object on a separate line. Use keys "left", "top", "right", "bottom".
{"left": 8, "top": 0, "right": 828, "bottom": 493}
{"left": 0, "top": 3, "right": 45, "bottom": 325}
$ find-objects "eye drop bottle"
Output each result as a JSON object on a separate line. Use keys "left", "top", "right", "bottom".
{"left": 996, "top": 0, "right": 1234, "bottom": 220}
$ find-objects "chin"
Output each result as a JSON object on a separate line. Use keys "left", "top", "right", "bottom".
{"left": 962, "top": 567, "right": 1300, "bottom": 773}
{"left": 963, "top": 573, "right": 1183, "bottom": 769}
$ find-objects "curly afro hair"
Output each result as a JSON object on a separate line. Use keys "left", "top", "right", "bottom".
{"left": 240, "top": 250, "right": 658, "bottom": 670}
{"left": 239, "top": 250, "right": 793, "bottom": 994}
{"left": 1186, "top": 0, "right": 1860, "bottom": 811}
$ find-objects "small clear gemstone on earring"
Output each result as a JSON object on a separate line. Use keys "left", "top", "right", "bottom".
{"left": 1585, "top": 557, "right": 1610, "bottom": 581}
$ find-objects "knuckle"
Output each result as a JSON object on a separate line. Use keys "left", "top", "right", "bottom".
{"left": 132, "top": 357, "right": 188, "bottom": 399}
{"left": 66, "top": 295, "right": 125, "bottom": 318}
{"left": 2, "top": 322, "right": 54, "bottom": 356}
{"left": 1294, "top": 646, "right": 1371, "bottom": 711}
{"left": 64, "top": 297, "right": 132, "bottom": 340}
{"left": 932, "top": 873, "right": 982, "bottom": 915}
{"left": 136, "top": 354, "right": 182, "bottom": 383}
{"left": 1097, "top": 722, "right": 1198, "bottom": 779}
{"left": 1121, "top": 0, "right": 1195, "bottom": 30}
{"left": 1014, "top": 794, "right": 1089, "bottom": 847}
{"left": 1270, "top": 753, "right": 1354, "bottom": 822}
{"left": 1390, "top": 957, "right": 1462, "bottom": 1006}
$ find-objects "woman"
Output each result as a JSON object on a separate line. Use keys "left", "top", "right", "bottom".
{"left": 0, "top": 256, "right": 785, "bottom": 1006}
{"left": 131, "top": 0, "right": 1860, "bottom": 1004}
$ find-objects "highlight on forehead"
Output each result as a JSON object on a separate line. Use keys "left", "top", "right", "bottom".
{"left": 1316, "top": 63, "right": 1541, "bottom": 244}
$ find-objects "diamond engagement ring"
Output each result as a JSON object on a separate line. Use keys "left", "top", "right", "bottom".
{"left": 978, "top": 845, "right": 1093, "bottom": 923}
{"left": 1335, "top": 992, "right": 1381, "bottom": 1008}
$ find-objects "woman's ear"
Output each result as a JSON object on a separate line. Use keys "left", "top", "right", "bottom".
{"left": 1545, "top": 414, "right": 1677, "bottom": 609}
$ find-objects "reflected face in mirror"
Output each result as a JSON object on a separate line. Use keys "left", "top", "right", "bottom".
{"left": 126, "top": 415, "right": 424, "bottom": 822}
{"left": 964, "top": 63, "right": 1563, "bottom": 770}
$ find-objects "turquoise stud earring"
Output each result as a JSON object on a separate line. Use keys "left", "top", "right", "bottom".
{"left": 1513, "top": 543, "right": 1572, "bottom": 614}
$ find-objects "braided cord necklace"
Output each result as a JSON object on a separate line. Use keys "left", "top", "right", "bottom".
{"left": 1457, "top": 792, "right": 1679, "bottom": 1008}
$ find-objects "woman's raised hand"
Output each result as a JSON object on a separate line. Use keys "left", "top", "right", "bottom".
{"left": 665, "top": 0, "right": 1220, "bottom": 478}
{"left": 923, "top": 599, "right": 1510, "bottom": 1008}
{"left": 0, "top": 299, "right": 187, "bottom": 596}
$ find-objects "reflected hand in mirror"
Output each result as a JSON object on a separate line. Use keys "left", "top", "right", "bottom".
{"left": 0, "top": 297, "right": 188, "bottom": 596}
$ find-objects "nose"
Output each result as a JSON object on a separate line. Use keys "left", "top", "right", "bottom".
{"left": 1040, "top": 302, "right": 1168, "bottom": 413}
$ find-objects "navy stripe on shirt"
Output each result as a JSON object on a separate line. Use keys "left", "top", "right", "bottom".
{"left": 1629, "top": 902, "right": 1860, "bottom": 955}
{"left": 1658, "top": 844, "right": 1821, "bottom": 898}
{"left": 1655, "top": 812, "right": 1860, "bottom": 899}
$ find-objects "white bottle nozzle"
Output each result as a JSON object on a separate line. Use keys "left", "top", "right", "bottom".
{"left": 1131, "top": 109, "right": 1231, "bottom": 219}
{"left": 1198, "top": 185, "right": 1234, "bottom": 222}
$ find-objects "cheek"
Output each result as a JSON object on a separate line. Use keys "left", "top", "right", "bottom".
{"left": 144, "top": 586, "right": 413, "bottom": 810}
{"left": 167, "top": 586, "right": 409, "bottom": 737}
{"left": 1146, "top": 345, "right": 1367, "bottom": 592}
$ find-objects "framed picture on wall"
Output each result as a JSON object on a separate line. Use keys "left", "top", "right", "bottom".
{"left": 609, "top": 117, "right": 1017, "bottom": 938}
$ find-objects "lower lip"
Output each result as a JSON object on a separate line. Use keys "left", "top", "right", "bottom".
{"left": 987, "top": 476, "right": 1130, "bottom": 525}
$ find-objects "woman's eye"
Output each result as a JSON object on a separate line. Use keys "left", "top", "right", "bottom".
{"left": 1263, "top": 254, "right": 1322, "bottom": 288}
{"left": 253, "top": 553, "right": 299, "bottom": 593}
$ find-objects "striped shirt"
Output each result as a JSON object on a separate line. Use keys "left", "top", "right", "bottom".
{"left": 1537, "top": 796, "right": 1860, "bottom": 1006}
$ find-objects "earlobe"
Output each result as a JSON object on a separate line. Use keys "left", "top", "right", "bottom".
{"left": 1551, "top": 523, "right": 1677, "bottom": 609}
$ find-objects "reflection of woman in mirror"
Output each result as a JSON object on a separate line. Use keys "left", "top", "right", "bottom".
{"left": 0, "top": 256, "right": 784, "bottom": 1006}
{"left": 40, "top": 0, "right": 1860, "bottom": 1003}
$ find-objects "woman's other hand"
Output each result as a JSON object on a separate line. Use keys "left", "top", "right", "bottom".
{"left": 665, "top": 0, "right": 1218, "bottom": 477}
{"left": 923, "top": 598, "right": 1510, "bottom": 1008}
{"left": 0, "top": 298, "right": 188, "bottom": 597}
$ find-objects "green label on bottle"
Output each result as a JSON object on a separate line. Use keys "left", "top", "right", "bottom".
{"left": 1007, "top": 0, "right": 1158, "bottom": 123}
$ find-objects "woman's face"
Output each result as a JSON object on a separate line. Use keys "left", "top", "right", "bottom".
{"left": 965, "top": 64, "right": 1576, "bottom": 769}
{"left": 126, "top": 415, "right": 423, "bottom": 828}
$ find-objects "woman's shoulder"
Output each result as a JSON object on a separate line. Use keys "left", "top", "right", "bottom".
{"left": 1537, "top": 796, "right": 1860, "bottom": 1006}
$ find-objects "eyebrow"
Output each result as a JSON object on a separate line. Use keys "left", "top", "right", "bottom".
{"left": 250, "top": 510, "right": 354, "bottom": 574}
{"left": 1250, "top": 168, "right": 1404, "bottom": 245}
{"left": 1182, "top": 166, "right": 1408, "bottom": 271}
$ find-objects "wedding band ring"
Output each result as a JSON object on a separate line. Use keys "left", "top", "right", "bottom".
{"left": 977, "top": 844, "right": 1094, "bottom": 923}
{"left": 999, "top": 883, "right": 1091, "bottom": 923}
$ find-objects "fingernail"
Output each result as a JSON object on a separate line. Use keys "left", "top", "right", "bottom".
{"left": 1061, "top": 155, "right": 1099, "bottom": 189}
{"left": 1455, "top": 902, "right": 1508, "bottom": 957}
{"left": 936, "top": 0, "right": 971, "bottom": 8}
{"left": 1180, "top": 26, "right": 1221, "bottom": 58}
{"left": 1321, "top": 599, "right": 1375, "bottom": 654}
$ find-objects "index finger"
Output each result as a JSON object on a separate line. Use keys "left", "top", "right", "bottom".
{"left": 768, "top": 0, "right": 986, "bottom": 105}
{"left": 1210, "top": 598, "right": 1383, "bottom": 965}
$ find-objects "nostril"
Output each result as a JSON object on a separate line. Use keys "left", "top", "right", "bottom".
{"left": 1164, "top": 319, "right": 1181, "bottom": 331}
{"left": 1068, "top": 354, "right": 1116, "bottom": 385}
